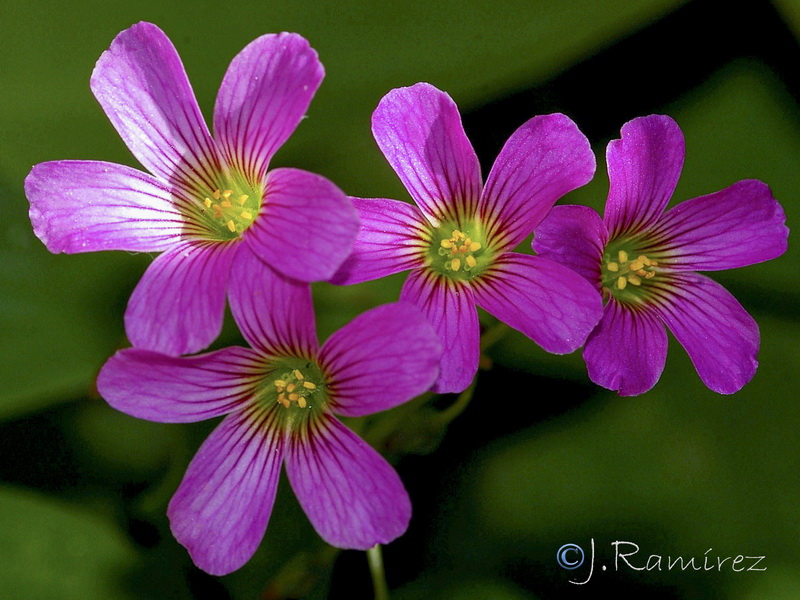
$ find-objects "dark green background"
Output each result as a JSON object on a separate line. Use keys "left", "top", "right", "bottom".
{"left": 1, "top": 0, "right": 798, "bottom": 598}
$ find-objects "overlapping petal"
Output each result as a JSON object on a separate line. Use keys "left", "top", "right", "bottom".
{"left": 26, "top": 160, "right": 182, "bottom": 253}
{"left": 649, "top": 180, "right": 788, "bottom": 271}
{"left": 371, "top": 83, "right": 482, "bottom": 224}
{"left": 214, "top": 33, "right": 324, "bottom": 183}
{"left": 97, "top": 347, "right": 263, "bottom": 422}
{"left": 481, "top": 114, "right": 595, "bottom": 249}
{"left": 329, "top": 198, "right": 429, "bottom": 285}
{"left": 400, "top": 269, "right": 479, "bottom": 394}
{"left": 651, "top": 273, "right": 759, "bottom": 394}
{"left": 228, "top": 245, "right": 319, "bottom": 358}
{"left": 244, "top": 168, "right": 359, "bottom": 282}
{"left": 168, "top": 410, "right": 285, "bottom": 576}
{"left": 583, "top": 301, "right": 668, "bottom": 396}
{"left": 285, "top": 415, "right": 411, "bottom": 549}
{"left": 90, "top": 22, "right": 218, "bottom": 188}
{"left": 533, "top": 204, "right": 607, "bottom": 290}
{"left": 125, "top": 240, "right": 235, "bottom": 356}
{"left": 604, "top": 115, "right": 684, "bottom": 238}
{"left": 319, "top": 303, "right": 441, "bottom": 416}
{"left": 472, "top": 253, "right": 603, "bottom": 354}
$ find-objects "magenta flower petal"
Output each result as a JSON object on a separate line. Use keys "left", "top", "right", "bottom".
{"left": 481, "top": 114, "right": 595, "bottom": 249}
{"left": 533, "top": 204, "right": 607, "bottom": 290}
{"left": 319, "top": 303, "right": 441, "bottom": 417}
{"left": 168, "top": 411, "right": 285, "bottom": 576}
{"left": 243, "top": 168, "right": 359, "bottom": 282}
{"left": 228, "top": 245, "right": 319, "bottom": 358}
{"left": 652, "top": 273, "right": 759, "bottom": 394}
{"left": 650, "top": 180, "right": 789, "bottom": 271}
{"left": 97, "top": 347, "right": 264, "bottom": 422}
{"left": 26, "top": 160, "right": 182, "bottom": 253}
{"left": 583, "top": 301, "right": 668, "bottom": 396}
{"left": 214, "top": 33, "right": 324, "bottom": 182}
{"left": 472, "top": 253, "right": 603, "bottom": 354}
{"left": 604, "top": 115, "right": 684, "bottom": 238}
{"left": 400, "top": 269, "right": 479, "bottom": 394}
{"left": 125, "top": 240, "right": 236, "bottom": 356}
{"left": 371, "top": 82, "right": 482, "bottom": 223}
{"left": 285, "top": 415, "right": 411, "bottom": 549}
{"left": 90, "top": 22, "right": 217, "bottom": 185}
{"left": 329, "top": 198, "right": 429, "bottom": 285}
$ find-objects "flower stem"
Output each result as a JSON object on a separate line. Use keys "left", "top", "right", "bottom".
{"left": 367, "top": 544, "right": 390, "bottom": 600}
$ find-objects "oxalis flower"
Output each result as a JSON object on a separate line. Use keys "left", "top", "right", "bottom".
{"left": 331, "top": 82, "right": 604, "bottom": 393}
{"left": 534, "top": 114, "right": 789, "bottom": 396}
{"left": 26, "top": 22, "right": 358, "bottom": 356}
{"left": 97, "top": 262, "right": 441, "bottom": 575}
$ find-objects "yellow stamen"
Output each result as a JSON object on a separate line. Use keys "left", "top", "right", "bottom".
{"left": 298, "top": 396, "right": 307, "bottom": 408}
{"left": 451, "top": 258, "right": 461, "bottom": 272}
{"left": 204, "top": 198, "right": 212, "bottom": 208}
{"left": 303, "top": 381, "right": 316, "bottom": 390}
{"left": 222, "top": 189, "right": 233, "bottom": 198}
{"left": 606, "top": 261, "right": 619, "bottom": 272}
{"left": 627, "top": 274, "right": 642, "bottom": 286}
{"left": 293, "top": 369, "right": 304, "bottom": 380}
{"left": 618, "top": 250, "right": 628, "bottom": 263}
{"left": 226, "top": 220, "right": 236, "bottom": 232}
{"left": 286, "top": 383, "right": 296, "bottom": 393}
{"left": 288, "top": 392, "right": 299, "bottom": 402}
{"left": 636, "top": 269, "right": 647, "bottom": 277}
{"left": 466, "top": 255, "right": 477, "bottom": 269}
{"left": 639, "top": 255, "right": 652, "bottom": 266}
{"left": 213, "top": 189, "right": 222, "bottom": 200}
{"left": 650, "top": 260, "right": 659, "bottom": 267}
{"left": 221, "top": 200, "right": 232, "bottom": 209}
{"left": 617, "top": 276, "right": 627, "bottom": 290}
{"left": 441, "top": 239, "right": 453, "bottom": 248}
{"left": 237, "top": 194, "right": 249, "bottom": 205}
{"left": 277, "top": 394, "right": 290, "bottom": 408}
{"left": 629, "top": 258, "right": 644, "bottom": 271}
{"left": 240, "top": 211, "right": 253, "bottom": 220}
{"left": 644, "top": 271, "right": 655, "bottom": 279}
{"left": 274, "top": 379, "right": 286, "bottom": 387}
{"left": 469, "top": 242, "right": 481, "bottom": 252}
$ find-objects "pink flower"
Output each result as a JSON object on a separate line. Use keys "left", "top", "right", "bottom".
{"left": 26, "top": 22, "right": 359, "bottom": 356}
{"left": 98, "top": 264, "right": 441, "bottom": 575}
{"left": 534, "top": 115, "right": 789, "bottom": 395}
{"left": 332, "top": 83, "right": 603, "bottom": 393}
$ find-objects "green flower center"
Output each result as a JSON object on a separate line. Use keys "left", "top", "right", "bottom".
{"left": 256, "top": 358, "right": 327, "bottom": 422}
{"left": 601, "top": 239, "right": 660, "bottom": 303}
{"left": 190, "top": 172, "right": 263, "bottom": 240}
{"left": 427, "top": 221, "right": 493, "bottom": 280}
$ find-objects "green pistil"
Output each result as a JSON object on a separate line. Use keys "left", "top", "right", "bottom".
{"left": 195, "top": 171, "right": 262, "bottom": 240}
{"left": 427, "top": 220, "right": 493, "bottom": 281}
{"left": 256, "top": 358, "right": 327, "bottom": 425}
{"left": 601, "top": 239, "right": 660, "bottom": 304}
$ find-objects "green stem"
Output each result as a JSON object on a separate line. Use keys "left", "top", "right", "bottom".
{"left": 367, "top": 545, "right": 390, "bottom": 600}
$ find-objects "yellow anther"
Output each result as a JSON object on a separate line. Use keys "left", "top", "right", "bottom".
{"left": 288, "top": 392, "right": 299, "bottom": 402}
{"left": 303, "top": 381, "right": 316, "bottom": 390}
{"left": 466, "top": 255, "right": 477, "bottom": 269}
{"left": 452, "top": 230, "right": 466, "bottom": 240}
{"left": 213, "top": 189, "right": 222, "bottom": 199}
{"left": 274, "top": 379, "right": 286, "bottom": 387}
{"left": 636, "top": 269, "right": 647, "bottom": 277}
{"left": 606, "top": 261, "right": 619, "bottom": 272}
{"left": 464, "top": 237, "right": 472, "bottom": 246}
{"left": 204, "top": 198, "right": 212, "bottom": 208}
{"left": 627, "top": 274, "right": 642, "bottom": 286}
{"left": 222, "top": 189, "right": 233, "bottom": 198}
{"left": 645, "top": 271, "right": 655, "bottom": 279}
{"left": 240, "top": 211, "right": 253, "bottom": 220}
{"left": 618, "top": 250, "right": 628, "bottom": 263}
{"left": 293, "top": 369, "right": 304, "bottom": 380}
{"left": 650, "top": 259, "right": 659, "bottom": 267}
{"left": 640, "top": 255, "right": 652, "bottom": 266}
{"left": 469, "top": 242, "right": 482, "bottom": 252}
{"left": 440, "top": 239, "right": 453, "bottom": 249}
{"left": 221, "top": 200, "right": 232, "bottom": 209}
{"left": 237, "top": 194, "right": 249, "bottom": 205}
{"left": 451, "top": 258, "right": 461, "bottom": 272}
{"left": 298, "top": 396, "right": 307, "bottom": 408}
{"left": 286, "top": 383, "right": 296, "bottom": 393}
{"left": 629, "top": 259, "right": 644, "bottom": 271}
{"left": 226, "top": 220, "right": 236, "bottom": 232}
{"left": 277, "top": 394, "right": 290, "bottom": 408}
{"left": 617, "top": 276, "right": 627, "bottom": 290}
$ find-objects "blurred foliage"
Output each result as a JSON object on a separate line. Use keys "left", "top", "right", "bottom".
{"left": 1, "top": 0, "right": 799, "bottom": 598}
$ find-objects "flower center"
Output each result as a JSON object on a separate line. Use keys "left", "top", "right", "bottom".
{"left": 601, "top": 243, "right": 659, "bottom": 302}
{"left": 428, "top": 221, "right": 492, "bottom": 280}
{"left": 273, "top": 367, "right": 320, "bottom": 410}
{"left": 187, "top": 172, "right": 263, "bottom": 240}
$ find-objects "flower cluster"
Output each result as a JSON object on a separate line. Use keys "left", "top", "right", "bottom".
{"left": 25, "top": 22, "right": 788, "bottom": 575}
